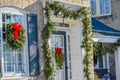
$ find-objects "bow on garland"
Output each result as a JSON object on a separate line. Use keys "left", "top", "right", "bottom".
{"left": 55, "top": 47, "right": 64, "bottom": 69}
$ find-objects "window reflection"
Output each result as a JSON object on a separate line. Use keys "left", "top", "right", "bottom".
{"left": 13, "top": 15, "right": 22, "bottom": 24}
{"left": 6, "top": 14, "right": 11, "bottom": 24}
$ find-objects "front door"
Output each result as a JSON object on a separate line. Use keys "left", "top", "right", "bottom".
{"left": 51, "top": 31, "right": 68, "bottom": 80}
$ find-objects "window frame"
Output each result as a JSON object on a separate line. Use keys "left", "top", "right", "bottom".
{"left": 0, "top": 7, "right": 29, "bottom": 78}
{"left": 91, "top": 0, "right": 111, "bottom": 17}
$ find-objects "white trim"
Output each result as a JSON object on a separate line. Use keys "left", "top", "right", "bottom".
{"left": 107, "top": 53, "right": 110, "bottom": 72}
{"left": 22, "top": 13, "right": 29, "bottom": 77}
{"left": 103, "top": 56, "right": 105, "bottom": 68}
{"left": 1, "top": 76, "right": 31, "bottom": 80}
{"left": 0, "top": 12, "right": 4, "bottom": 77}
{"left": 92, "top": 37, "right": 118, "bottom": 43}
{"left": 91, "top": 0, "right": 111, "bottom": 17}
{"left": 0, "top": 7, "right": 25, "bottom": 15}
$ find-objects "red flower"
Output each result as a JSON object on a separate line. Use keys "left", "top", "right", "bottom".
{"left": 13, "top": 31, "right": 19, "bottom": 40}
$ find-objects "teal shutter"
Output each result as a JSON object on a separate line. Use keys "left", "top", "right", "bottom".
{"left": 27, "top": 13, "right": 40, "bottom": 76}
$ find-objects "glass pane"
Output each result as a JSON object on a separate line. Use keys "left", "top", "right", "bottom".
{"left": 7, "top": 63, "right": 11, "bottom": 71}
{"left": 18, "top": 62, "right": 22, "bottom": 72}
{"left": 12, "top": 15, "right": 22, "bottom": 24}
{"left": 91, "top": 0, "right": 97, "bottom": 16}
{"left": 2, "top": 14, "right": 5, "bottom": 22}
{"left": 4, "top": 44, "right": 12, "bottom": 52}
{"left": 3, "top": 33, "right": 6, "bottom": 41}
{"left": 59, "top": 36, "right": 63, "bottom": 47}
{"left": 4, "top": 53, "right": 11, "bottom": 61}
{"left": 17, "top": 53, "right": 22, "bottom": 61}
{"left": 100, "top": 0, "right": 110, "bottom": 14}
{"left": 6, "top": 14, "right": 11, "bottom": 24}
{"left": 4, "top": 63, "right": 7, "bottom": 72}
{"left": 2, "top": 23, "right": 5, "bottom": 32}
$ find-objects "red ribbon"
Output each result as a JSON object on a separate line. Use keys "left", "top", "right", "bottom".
{"left": 13, "top": 23, "right": 22, "bottom": 40}
{"left": 55, "top": 47, "right": 62, "bottom": 61}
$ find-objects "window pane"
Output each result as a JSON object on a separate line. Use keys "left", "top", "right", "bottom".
{"left": 99, "top": 55, "right": 103, "bottom": 68}
{"left": 7, "top": 63, "right": 11, "bottom": 72}
{"left": 2, "top": 23, "right": 5, "bottom": 32}
{"left": 91, "top": 0, "right": 97, "bottom": 16}
{"left": 12, "top": 15, "right": 22, "bottom": 24}
{"left": 6, "top": 14, "right": 11, "bottom": 24}
{"left": 2, "top": 14, "right": 5, "bottom": 22}
{"left": 100, "top": 0, "right": 110, "bottom": 14}
{"left": 17, "top": 53, "right": 22, "bottom": 61}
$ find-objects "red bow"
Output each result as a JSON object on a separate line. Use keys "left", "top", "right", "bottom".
{"left": 13, "top": 23, "right": 22, "bottom": 40}
{"left": 55, "top": 47, "right": 62, "bottom": 60}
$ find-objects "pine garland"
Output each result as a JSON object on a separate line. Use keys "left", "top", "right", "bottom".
{"left": 42, "top": 2, "right": 55, "bottom": 80}
{"left": 93, "top": 39, "right": 120, "bottom": 66}
{"left": 81, "top": 7, "right": 93, "bottom": 80}
{"left": 42, "top": 1, "right": 93, "bottom": 80}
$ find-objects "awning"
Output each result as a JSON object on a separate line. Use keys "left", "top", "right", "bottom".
{"left": 92, "top": 18, "right": 120, "bottom": 36}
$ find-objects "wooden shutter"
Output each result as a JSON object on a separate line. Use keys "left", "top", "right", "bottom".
{"left": 27, "top": 13, "right": 40, "bottom": 76}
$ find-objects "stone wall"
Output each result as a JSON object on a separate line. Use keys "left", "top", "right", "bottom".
{"left": 95, "top": 0, "right": 120, "bottom": 30}
{"left": 0, "top": 0, "right": 45, "bottom": 80}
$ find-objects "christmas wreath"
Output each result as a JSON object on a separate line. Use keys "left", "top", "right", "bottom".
{"left": 6, "top": 23, "right": 25, "bottom": 50}
{"left": 55, "top": 47, "right": 64, "bottom": 69}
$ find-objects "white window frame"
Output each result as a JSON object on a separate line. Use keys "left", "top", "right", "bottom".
{"left": 91, "top": 0, "right": 111, "bottom": 17}
{"left": 0, "top": 7, "right": 29, "bottom": 78}
{"left": 94, "top": 55, "right": 106, "bottom": 69}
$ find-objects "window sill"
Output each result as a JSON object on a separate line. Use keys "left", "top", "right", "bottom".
{"left": 92, "top": 13, "right": 111, "bottom": 17}
{"left": 1, "top": 76, "right": 32, "bottom": 80}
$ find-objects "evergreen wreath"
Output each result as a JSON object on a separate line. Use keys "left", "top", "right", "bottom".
{"left": 6, "top": 22, "right": 25, "bottom": 50}
{"left": 55, "top": 47, "right": 64, "bottom": 69}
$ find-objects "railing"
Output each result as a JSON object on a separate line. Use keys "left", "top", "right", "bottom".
{"left": 51, "top": 0, "right": 90, "bottom": 6}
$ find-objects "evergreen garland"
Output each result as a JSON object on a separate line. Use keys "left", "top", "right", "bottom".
{"left": 81, "top": 7, "right": 93, "bottom": 80}
{"left": 42, "top": 2, "right": 55, "bottom": 80}
{"left": 42, "top": 1, "right": 93, "bottom": 80}
{"left": 93, "top": 39, "right": 120, "bottom": 66}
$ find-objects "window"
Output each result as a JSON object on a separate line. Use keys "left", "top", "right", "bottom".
{"left": 91, "top": 0, "right": 111, "bottom": 17}
{"left": 91, "top": 0, "right": 97, "bottom": 16}
{"left": 0, "top": 7, "right": 29, "bottom": 77}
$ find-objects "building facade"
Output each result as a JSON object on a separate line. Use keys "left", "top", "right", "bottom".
{"left": 91, "top": 0, "right": 120, "bottom": 80}
{"left": 0, "top": 0, "right": 91, "bottom": 80}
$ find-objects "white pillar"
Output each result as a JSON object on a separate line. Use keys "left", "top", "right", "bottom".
{"left": 115, "top": 47, "right": 120, "bottom": 80}
{"left": 106, "top": 54, "right": 110, "bottom": 80}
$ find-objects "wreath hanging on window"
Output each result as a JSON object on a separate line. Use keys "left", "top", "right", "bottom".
{"left": 6, "top": 23, "right": 25, "bottom": 50}
{"left": 55, "top": 47, "right": 64, "bottom": 69}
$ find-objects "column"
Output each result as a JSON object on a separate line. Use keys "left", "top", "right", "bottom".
{"left": 115, "top": 47, "right": 120, "bottom": 80}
